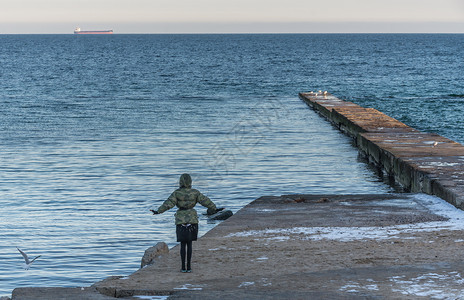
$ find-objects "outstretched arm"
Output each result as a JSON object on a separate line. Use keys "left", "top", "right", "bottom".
{"left": 153, "top": 192, "right": 177, "bottom": 214}
{"left": 197, "top": 192, "right": 217, "bottom": 211}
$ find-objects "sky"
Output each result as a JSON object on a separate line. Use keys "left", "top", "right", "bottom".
{"left": 1, "top": 0, "right": 464, "bottom": 34}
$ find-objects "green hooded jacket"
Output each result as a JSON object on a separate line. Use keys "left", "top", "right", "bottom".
{"left": 156, "top": 174, "right": 217, "bottom": 225}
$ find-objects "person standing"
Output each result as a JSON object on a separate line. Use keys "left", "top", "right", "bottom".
{"left": 151, "top": 173, "right": 220, "bottom": 273}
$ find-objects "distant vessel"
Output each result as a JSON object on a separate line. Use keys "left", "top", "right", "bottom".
{"left": 74, "top": 27, "right": 113, "bottom": 34}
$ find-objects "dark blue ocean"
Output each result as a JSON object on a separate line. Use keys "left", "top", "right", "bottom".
{"left": 1, "top": 34, "right": 463, "bottom": 296}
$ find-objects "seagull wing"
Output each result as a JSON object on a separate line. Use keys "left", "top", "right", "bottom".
{"left": 30, "top": 255, "right": 41, "bottom": 264}
{"left": 17, "top": 247, "right": 30, "bottom": 264}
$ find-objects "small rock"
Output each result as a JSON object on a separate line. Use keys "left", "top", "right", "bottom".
{"left": 1, "top": 296, "right": 11, "bottom": 300}
{"left": 140, "top": 242, "right": 169, "bottom": 268}
{"left": 208, "top": 210, "right": 233, "bottom": 220}
{"left": 316, "top": 197, "right": 329, "bottom": 203}
{"left": 294, "top": 197, "right": 305, "bottom": 203}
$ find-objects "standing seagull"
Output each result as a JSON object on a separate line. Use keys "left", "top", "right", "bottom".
{"left": 17, "top": 247, "right": 41, "bottom": 270}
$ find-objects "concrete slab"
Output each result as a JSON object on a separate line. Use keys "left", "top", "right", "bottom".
{"left": 11, "top": 287, "right": 115, "bottom": 300}
{"left": 87, "top": 193, "right": 464, "bottom": 299}
{"left": 13, "top": 193, "right": 464, "bottom": 299}
{"left": 12, "top": 91, "right": 464, "bottom": 299}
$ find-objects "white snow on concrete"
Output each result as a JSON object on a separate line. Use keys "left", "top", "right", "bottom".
{"left": 260, "top": 278, "right": 272, "bottom": 286}
{"left": 227, "top": 194, "right": 464, "bottom": 242}
{"left": 421, "top": 162, "right": 460, "bottom": 167}
{"left": 389, "top": 271, "right": 464, "bottom": 299}
{"left": 340, "top": 271, "right": 464, "bottom": 299}
{"left": 238, "top": 281, "right": 255, "bottom": 288}
{"left": 266, "top": 236, "right": 290, "bottom": 242}
{"left": 208, "top": 246, "right": 251, "bottom": 251}
{"left": 339, "top": 283, "right": 361, "bottom": 293}
{"left": 133, "top": 296, "right": 169, "bottom": 300}
{"left": 340, "top": 281, "right": 380, "bottom": 293}
{"left": 173, "top": 284, "right": 204, "bottom": 290}
{"left": 208, "top": 246, "right": 229, "bottom": 251}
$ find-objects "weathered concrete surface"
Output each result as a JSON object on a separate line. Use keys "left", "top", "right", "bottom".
{"left": 299, "top": 92, "right": 464, "bottom": 209}
{"left": 11, "top": 287, "right": 116, "bottom": 300}
{"left": 12, "top": 193, "right": 464, "bottom": 299}
{"left": 11, "top": 92, "right": 464, "bottom": 299}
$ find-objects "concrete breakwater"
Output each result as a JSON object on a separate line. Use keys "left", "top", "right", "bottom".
{"left": 13, "top": 193, "right": 464, "bottom": 299}
{"left": 10, "top": 92, "right": 464, "bottom": 299}
{"left": 299, "top": 92, "right": 464, "bottom": 209}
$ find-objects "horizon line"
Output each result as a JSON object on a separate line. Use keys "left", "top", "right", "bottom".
{"left": 1, "top": 21, "right": 464, "bottom": 35}
{"left": 1, "top": 32, "right": 464, "bottom": 35}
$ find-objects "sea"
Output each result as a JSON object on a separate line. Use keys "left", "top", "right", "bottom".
{"left": 0, "top": 34, "right": 463, "bottom": 296}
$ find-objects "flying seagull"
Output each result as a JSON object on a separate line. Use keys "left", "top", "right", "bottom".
{"left": 17, "top": 247, "right": 41, "bottom": 270}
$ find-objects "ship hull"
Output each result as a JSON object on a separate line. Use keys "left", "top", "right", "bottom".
{"left": 74, "top": 30, "right": 113, "bottom": 34}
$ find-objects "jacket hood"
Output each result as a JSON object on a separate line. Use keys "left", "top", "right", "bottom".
{"left": 179, "top": 173, "right": 192, "bottom": 188}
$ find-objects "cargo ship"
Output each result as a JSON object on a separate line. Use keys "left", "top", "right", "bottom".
{"left": 74, "top": 27, "right": 113, "bottom": 34}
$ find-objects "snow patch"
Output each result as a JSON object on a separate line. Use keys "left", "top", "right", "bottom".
{"left": 266, "top": 236, "right": 290, "bottom": 242}
{"left": 340, "top": 272, "right": 464, "bottom": 298}
{"left": 238, "top": 281, "right": 255, "bottom": 288}
{"left": 174, "top": 284, "right": 204, "bottom": 290}
{"left": 421, "top": 162, "right": 460, "bottom": 167}
{"left": 226, "top": 194, "right": 464, "bottom": 242}
{"left": 208, "top": 246, "right": 230, "bottom": 251}
{"left": 256, "top": 256, "right": 268, "bottom": 260}
{"left": 339, "top": 283, "right": 361, "bottom": 293}
{"left": 209, "top": 245, "right": 250, "bottom": 251}
{"left": 389, "top": 271, "right": 464, "bottom": 299}
{"left": 133, "top": 296, "right": 169, "bottom": 300}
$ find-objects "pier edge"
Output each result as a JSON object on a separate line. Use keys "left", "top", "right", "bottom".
{"left": 299, "top": 91, "right": 464, "bottom": 209}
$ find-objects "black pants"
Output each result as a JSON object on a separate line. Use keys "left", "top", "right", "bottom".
{"left": 180, "top": 241, "right": 192, "bottom": 271}
{"left": 176, "top": 224, "right": 198, "bottom": 271}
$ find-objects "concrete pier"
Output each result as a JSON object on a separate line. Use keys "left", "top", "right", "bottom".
{"left": 299, "top": 92, "right": 464, "bottom": 209}
{"left": 13, "top": 193, "right": 464, "bottom": 299}
{"left": 10, "top": 92, "right": 464, "bottom": 299}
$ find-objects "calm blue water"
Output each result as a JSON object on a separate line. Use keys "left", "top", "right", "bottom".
{"left": 0, "top": 34, "right": 463, "bottom": 296}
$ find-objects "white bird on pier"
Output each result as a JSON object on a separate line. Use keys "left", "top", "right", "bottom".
{"left": 433, "top": 141, "right": 439, "bottom": 147}
{"left": 17, "top": 247, "right": 41, "bottom": 270}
